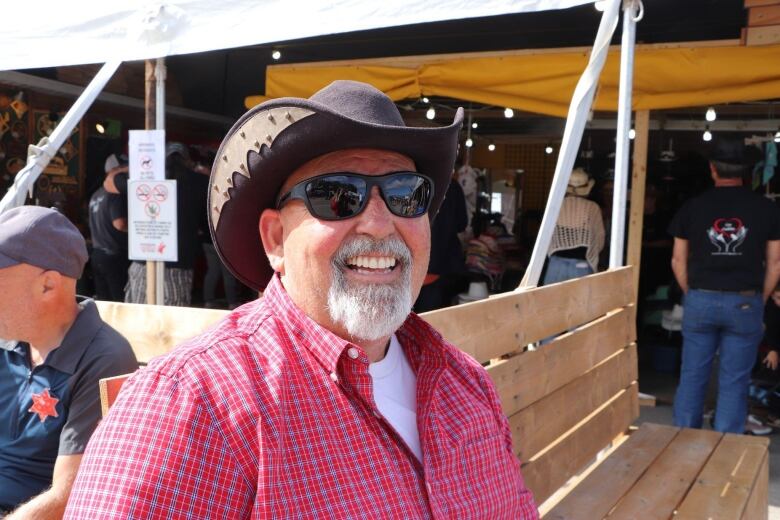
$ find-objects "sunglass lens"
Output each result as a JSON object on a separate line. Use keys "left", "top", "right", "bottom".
{"left": 305, "top": 176, "right": 366, "bottom": 219}
{"left": 383, "top": 174, "right": 432, "bottom": 217}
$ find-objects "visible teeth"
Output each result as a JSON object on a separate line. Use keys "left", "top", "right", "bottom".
{"left": 346, "top": 256, "right": 397, "bottom": 269}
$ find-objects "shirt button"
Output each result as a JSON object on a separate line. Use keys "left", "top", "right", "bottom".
{"left": 330, "top": 372, "right": 339, "bottom": 383}
{"left": 426, "top": 482, "right": 433, "bottom": 495}
{"left": 347, "top": 347, "right": 359, "bottom": 359}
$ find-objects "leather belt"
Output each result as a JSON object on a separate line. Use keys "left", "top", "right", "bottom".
{"left": 694, "top": 288, "right": 759, "bottom": 297}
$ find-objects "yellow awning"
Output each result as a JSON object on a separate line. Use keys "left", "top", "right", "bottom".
{"left": 246, "top": 43, "right": 780, "bottom": 117}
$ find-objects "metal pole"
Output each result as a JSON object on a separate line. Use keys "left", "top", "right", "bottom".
{"left": 609, "top": 0, "right": 639, "bottom": 269}
{"left": 144, "top": 60, "right": 157, "bottom": 305}
{"left": 519, "top": 0, "right": 621, "bottom": 289}
{"left": 155, "top": 58, "right": 166, "bottom": 305}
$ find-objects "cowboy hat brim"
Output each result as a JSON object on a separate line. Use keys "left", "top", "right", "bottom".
{"left": 209, "top": 96, "right": 463, "bottom": 291}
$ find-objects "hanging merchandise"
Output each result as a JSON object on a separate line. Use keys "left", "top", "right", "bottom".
{"left": 764, "top": 141, "right": 777, "bottom": 186}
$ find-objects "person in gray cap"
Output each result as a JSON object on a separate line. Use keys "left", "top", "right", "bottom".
{"left": 66, "top": 80, "right": 537, "bottom": 519}
{"left": 0, "top": 206, "right": 137, "bottom": 519}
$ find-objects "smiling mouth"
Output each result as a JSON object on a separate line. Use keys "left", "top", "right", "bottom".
{"left": 345, "top": 255, "right": 398, "bottom": 273}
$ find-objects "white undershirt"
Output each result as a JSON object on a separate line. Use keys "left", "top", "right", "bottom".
{"left": 368, "top": 334, "right": 422, "bottom": 461}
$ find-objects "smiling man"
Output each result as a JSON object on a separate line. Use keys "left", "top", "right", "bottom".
{"left": 65, "top": 81, "right": 537, "bottom": 519}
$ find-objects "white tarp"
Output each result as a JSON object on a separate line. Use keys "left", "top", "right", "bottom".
{"left": 2, "top": 0, "right": 594, "bottom": 71}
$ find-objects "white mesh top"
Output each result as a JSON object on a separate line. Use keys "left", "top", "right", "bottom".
{"left": 547, "top": 195, "right": 605, "bottom": 272}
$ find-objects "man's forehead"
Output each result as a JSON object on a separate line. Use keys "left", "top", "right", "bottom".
{"left": 282, "top": 148, "right": 416, "bottom": 193}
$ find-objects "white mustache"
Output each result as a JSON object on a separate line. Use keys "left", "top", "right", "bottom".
{"left": 332, "top": 236, "right": 411, "bottom": 270}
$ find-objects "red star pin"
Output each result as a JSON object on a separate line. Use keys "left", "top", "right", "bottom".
{"left": 29, "top": 388, "right": 59, "bottom": 423}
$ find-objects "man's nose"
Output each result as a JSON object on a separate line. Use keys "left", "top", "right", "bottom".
{"left": 354, "top": 186, "right": 394, "bottom": 238}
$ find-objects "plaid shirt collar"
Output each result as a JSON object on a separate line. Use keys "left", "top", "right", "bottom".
{"left": 263, "top": 273, "right": 446, "bottom": 374}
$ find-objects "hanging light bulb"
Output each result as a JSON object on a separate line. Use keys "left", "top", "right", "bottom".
{"left": 422, "top": 97, "right": 429, "bottom": 103}
{"left": 504, "top": 107, "right": 514, "bottom": 118}
{"left": 702, "top": 126, "right": 713, "bottom": 142}
{"left": 545, "top": 145, "right": 554, "bottom": 155}
{"left": 628, "top": 128, "right": 636, "bottom": 140}
{"left": 774, "top": 130, "right": 780, "bottom": 143}
{"left": 271, "top": 49, "right": 281, "bottom": 60}
{"left": 465, "top": 138, "right": 474, "bottom": 148}
{"left": 95, "top": 122, "right": 105, "bottom": 134}
{"left": 705, "top": 107, "right": 717, "bottom": 122}
{"left": 426, "top": 107, "right": 436, "bottom": 120}
{"left": 488, "top": 143, "right": 496, "bottom": 152}
{"left": 471, "top": 122, "right": 478, "bottom": 129}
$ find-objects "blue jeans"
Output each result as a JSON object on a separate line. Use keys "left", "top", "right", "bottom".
{"left": 673, "top": 289, "right": 764, "bottom": 433}
{"left": 543, "top": 255, "right": 593, "bottom": 286}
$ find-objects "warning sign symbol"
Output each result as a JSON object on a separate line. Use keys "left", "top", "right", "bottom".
{"left": 152, "top": 184, "right": 168, "bottom": 202}
{"left": 145, "top": 201, "right": 161, "bottom": 219}
{"left": 136, "top": 184, "right": 151, "bottom": 201}
{"left": 140, "top": 155, "right": 153, "bottom": 171}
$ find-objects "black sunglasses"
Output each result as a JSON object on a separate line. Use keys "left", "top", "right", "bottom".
{"left": 276, "top": 171, "right": 434, "bottom": 221}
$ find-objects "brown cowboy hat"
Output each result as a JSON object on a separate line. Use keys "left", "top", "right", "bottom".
{"left": 209, "top": 80, "right": 464, "bottom": 290}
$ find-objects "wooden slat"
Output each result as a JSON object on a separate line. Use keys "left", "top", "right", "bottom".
{"left": 96, "top": 301, "right": 229, "bottom": 363}
{"left": 745, "top": 24, "right": 780, "bottom": 45}
{"left": 741, "top": 454, "right": 769, "bottom": 520}
{"left": 606, "top": 428, "right": 723, "bottom": 520}
{"left": 749, "top": 4, "right": 780, "bottom": 26}
{"left": 544, "top": 423, "right": 678, "bottom": 520}
{"left": 745, "top": 0, "right": 780, "bottom": 8}
{"left": 627, "top": 109, "right": 650, "bottom": 303}
{"left": 421, "top": 267, "right": 634, "bottom": 363}
{"left": 99, "top": 373, "right": 134, "bottom": 417}
{"left": 522, "top": 383, "right": 639, "bottom": 504}
{"left": 488, "top": 307, "right": 634, "bottom": 415}
{"left": 511, "top": 344, "right": 637, "bottom": 460}
{"left": 675, "top": 434, "right": 769, "bottom": 519}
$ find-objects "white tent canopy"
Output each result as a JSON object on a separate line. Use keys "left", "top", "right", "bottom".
{"left": 2, "top": 0, "right": 593, "bottom": 71}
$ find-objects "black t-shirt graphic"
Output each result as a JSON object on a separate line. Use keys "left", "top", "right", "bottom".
{"left": 668, "top": 187, "right": 780, "bottom": 292}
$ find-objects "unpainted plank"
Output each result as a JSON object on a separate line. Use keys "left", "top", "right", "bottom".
{"left": 543, "top": 423, "right": 678, "bottom": 520}
{"left": 745, "top": 0, "right": 780, "bottom": 8}
{"left": 741, "top": 454, "right": 769, "bottom": 520}
{"left": 511, "top": 345, "right": 637, "bottom": 461}
{"left": 96, "top": 301, "right": 229, "bottom": 363}
{"left": 675, "top": 434, "right": 769, "bottom": 519}
{"left": 421, "top": 267, "right": 634, "bottom": 363}
{"left": 522, "top": 383, "right": 639, "bottom": 505}
{"left": 605, "top": 428, "right": 723, "bottom": 520}
{"left": 488, "top": 308, "right": 634, "bottom": 415}
{"left": 745, "top": 24, "right": 780, "bottom": 45}
{"left": 749, "top": 4, "right": 780, "bottom": 26}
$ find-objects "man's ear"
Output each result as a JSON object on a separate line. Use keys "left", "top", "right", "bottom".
{"left": 38, "top": 270, "right": 61, "bottom": 296}
{"left": 259, "top": 208, "right": 284, "bottom": 274}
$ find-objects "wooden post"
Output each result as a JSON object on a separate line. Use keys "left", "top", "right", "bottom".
{"left": 144, "top": 60, "right": 158, "bottom": 305}
{"left": 626, "top": 110, "right": 650, "bottom": 304}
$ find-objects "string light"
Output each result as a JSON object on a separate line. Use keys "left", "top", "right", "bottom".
{"left": 705, "top": 107, "right": 717, "bottom": 122}
{"left": 488, "top": 143, "right": 496, "bottom": 152}
{"left": 774, "top": 129, "right": 780, "bottom": 143}
{"left": 702, "top": 126, "right": 712, "bottom": 142}
{"left": 545, "top": 145, "right": 554, "bottom": 154}
{"left": 504, "top": 107, "right": 514, "bottom": 118}
{"left": 271, "top": 50, "right": 281, "bottom": 60}
{"left": 426, "top": 107, "right": 436, "bottom": 120}
{"left": 422, "top": 97, "right": 429, "bottom": 103}
{"left": 465, "top": 138, "right": 474, "bottom": 148}
{"left": 471, "top": 122, "right": 478, "bottom": 129}
{"left": 95, "top": 122, "right": 105, "bottom": 134}
{"left": 628, "top": 128, "right": 636, "bottom": 140}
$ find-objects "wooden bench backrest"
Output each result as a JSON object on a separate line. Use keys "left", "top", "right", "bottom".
{"left": 421, "top": 267, "right": 638, "bottom": 505}
{"left": 95, "top": 301, "right": 229, "bottom": 364}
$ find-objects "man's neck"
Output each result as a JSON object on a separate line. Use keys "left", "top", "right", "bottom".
{"left": 27, "top": 303, "right": 80, "bottom": 367}
{"left": 714, "top": 178, "right": 743, "bottom": 187}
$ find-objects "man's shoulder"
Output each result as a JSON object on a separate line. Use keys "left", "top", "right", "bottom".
{"left": 403, "top": 313, "right": 486, "bottom": 376}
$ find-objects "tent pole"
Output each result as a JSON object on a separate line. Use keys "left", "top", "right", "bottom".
{"left": 155, "top": 58, "right": 166, "bottom": 306}
{"left": 144, "top": 60, "right": 158, "bottom": 305}
{"left": 627, "top": 109, "right": 650, "bottom": 303}
{"left": 0, "top": 61, "right": 121, "bottom": 214}
{"left": 609, "top": 0, "right": 640, "bottom": 269}
{"left": 518, "top": 0, "right": 622, "bottom": 289}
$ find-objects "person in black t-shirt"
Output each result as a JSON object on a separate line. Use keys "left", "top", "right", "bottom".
{"left": 668, "top": 138, "right": 780, "bottom": 434}
{"left": 88, "top": 154, "right": 129, "bottom": 301}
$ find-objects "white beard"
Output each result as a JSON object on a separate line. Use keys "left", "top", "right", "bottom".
{"left": 327, "top": 236, "right": 413, "bottom": 342}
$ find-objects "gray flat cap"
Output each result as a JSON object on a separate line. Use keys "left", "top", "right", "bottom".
{"left": 0, "top": 206, "right": 88, "bottom": 279}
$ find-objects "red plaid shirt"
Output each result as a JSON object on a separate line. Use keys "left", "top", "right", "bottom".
{"left": 65, "top": 275, "right": 537, "bottom": 519}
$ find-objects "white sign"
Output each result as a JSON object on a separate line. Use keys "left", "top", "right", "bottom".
{"left": 128, "top": 179, "right": 178, "bottom": 262}
{"left": 129, "top": 130, "right": 166, "bottom": 181}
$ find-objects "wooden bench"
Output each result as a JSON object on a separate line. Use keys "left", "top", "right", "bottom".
{"left": 97, "top": 267, "right": 769, "bottom": 518}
